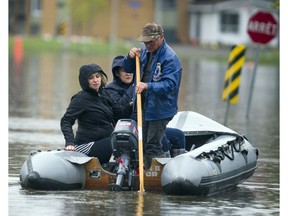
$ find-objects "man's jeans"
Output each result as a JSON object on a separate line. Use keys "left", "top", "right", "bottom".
{"left": 142, "top": 118, "right": 170, "bottom": 156}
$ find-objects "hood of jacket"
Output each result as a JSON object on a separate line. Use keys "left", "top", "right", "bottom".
{"left": 78, "top": 63, "right": 108, "bottom": 92}
{"left": 111, "top": 55, "right": 125, "bottom": 83}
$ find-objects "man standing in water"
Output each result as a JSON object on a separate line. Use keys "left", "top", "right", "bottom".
{"left": 123, "top": 22, "right": 182, "bottom": 168}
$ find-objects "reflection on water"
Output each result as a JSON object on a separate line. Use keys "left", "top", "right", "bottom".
{"left": 8, "top": 49, "right": 279, "bottom": 215}
{"left": 9, "top": 175, "right": 279, "bottom": 216}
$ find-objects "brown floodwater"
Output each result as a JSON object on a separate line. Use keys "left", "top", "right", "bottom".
{"left": 8, "top": 47, "right": 279, "bottom": 215}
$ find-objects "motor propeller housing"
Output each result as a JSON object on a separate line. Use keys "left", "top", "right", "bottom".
{"left": 110, "top": 119, "right": 139, "bottom": 191}
{"left": 111, "top": 119, "right": 138, "bottom": 161}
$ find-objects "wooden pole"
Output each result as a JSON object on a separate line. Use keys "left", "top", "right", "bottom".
{"left": 136, "top": 56, "right": 145, "bottom": 192}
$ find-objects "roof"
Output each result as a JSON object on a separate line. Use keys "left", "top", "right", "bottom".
{"left": 187, "top": 0, "right": 277, "bottom": 13}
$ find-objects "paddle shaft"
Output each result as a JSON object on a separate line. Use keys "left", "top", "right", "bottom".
{"left": 136, "top": 56, "right": 145, "bottom": 192}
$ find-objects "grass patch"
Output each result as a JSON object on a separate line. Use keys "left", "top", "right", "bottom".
{"left": 9, "top": 36, "right": 131, "bottom": 55}
{"left": 9, "top": 36, "right": 279, "bottom": 65}
{"left": 207, "top": 47, "right": 279, "bottom": 65}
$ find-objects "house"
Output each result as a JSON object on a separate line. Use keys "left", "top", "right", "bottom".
{"left": 9, "top": 0, "right": 278, "bottom": 47}
{"left": 8, "top": 0, "right": 190, "bottom": 44}
{"left": 187, "top": 0, "right": 279, "bottom": 47}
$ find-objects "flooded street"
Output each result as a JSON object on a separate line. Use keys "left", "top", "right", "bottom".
{"left": 8, "top": 46, "right": 279, "bottom": 215}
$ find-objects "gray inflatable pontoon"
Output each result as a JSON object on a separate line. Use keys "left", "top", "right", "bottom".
{"left": 161, "top": 111, "right": 259, "bottom": 195}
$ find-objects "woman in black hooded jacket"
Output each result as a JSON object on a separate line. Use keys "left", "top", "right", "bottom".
{"left": 60, "top": 63, "right": 132, "bottom": 164}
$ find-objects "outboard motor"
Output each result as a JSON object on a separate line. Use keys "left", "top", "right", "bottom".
{"left": 109, "top": 119, "right": 138, "bottom": 191}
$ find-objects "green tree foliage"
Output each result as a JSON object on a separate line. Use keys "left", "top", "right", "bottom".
{"left": 69, "top": 0, "right": 107, "bottom": 34}
{"left": 272, "top": 0, "right": 279, "bottom": 9}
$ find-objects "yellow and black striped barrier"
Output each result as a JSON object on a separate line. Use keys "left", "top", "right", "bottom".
{"left": 222, "top": 45, "right": 246, "bottom": 104}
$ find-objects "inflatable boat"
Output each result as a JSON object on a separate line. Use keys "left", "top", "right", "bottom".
{"left": 19, "top": 111, "right": 258, "bottom": 195}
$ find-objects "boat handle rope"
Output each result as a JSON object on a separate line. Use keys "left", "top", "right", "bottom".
{"left": 198, "top": 136, "right": 245, "bottom": 162}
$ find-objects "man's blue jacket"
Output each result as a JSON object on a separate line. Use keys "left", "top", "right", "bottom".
{"left": 123, "top": 39, "right": 182, "bottom": 121}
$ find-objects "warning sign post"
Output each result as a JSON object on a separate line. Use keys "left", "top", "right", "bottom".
{"left": 222, "top": 45, "right": 246, "bottom": 125}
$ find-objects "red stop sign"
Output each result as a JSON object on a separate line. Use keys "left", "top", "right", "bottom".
{"left": 247, "top": 11, "right": 278, "bottom": 44}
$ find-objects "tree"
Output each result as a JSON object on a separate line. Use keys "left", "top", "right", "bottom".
{"left": 69, "top": 0, "right": 107, "bottom": 35}
{"left": 272, "top": 0, "right": 279, "bottom": 9}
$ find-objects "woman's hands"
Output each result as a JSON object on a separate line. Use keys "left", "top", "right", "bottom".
{"left": 65, "top": 145, "right": 75, "bottom": 151}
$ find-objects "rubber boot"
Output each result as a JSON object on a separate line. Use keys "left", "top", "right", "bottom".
{"left": 144, "top": 153, "right": 166, "bottom": 170}
{"left": 144, "top": 156, "right": 152, "bottom": 170}
{"left": 163, "top": 151, "right": 171, "bottom": 158}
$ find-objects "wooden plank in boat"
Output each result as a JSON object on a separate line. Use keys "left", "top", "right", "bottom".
{"left": 83, "top": 157, "right": 116, "bottom": 190}
{"left": 83, "top": 157, "right": 165, "bottom": 191}
{"left": 144, "top": 158, "right": 165, "bottom": 191}
{"left": 134, "top": 158, "right": 165, "bottom": 191}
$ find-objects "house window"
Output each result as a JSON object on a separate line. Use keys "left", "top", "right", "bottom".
{"left": 31, "top": 0, "right": 42, "bottom": 17}
{"left": 220, "top": 12, "right": 239, "bottom": 33}
{"left": 162, "top": 0, "right": 176, "bottom": 9}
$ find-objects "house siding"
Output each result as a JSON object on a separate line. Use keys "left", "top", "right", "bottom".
{"left": 187, "top": 0, "right": 279, "bottom": 47}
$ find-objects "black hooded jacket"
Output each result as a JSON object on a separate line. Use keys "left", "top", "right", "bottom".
{"left": 105, "top": 55, "right": 135, "bottom": 111}
{"left": 60, "top": 63, "right": 132, "bottom": 146}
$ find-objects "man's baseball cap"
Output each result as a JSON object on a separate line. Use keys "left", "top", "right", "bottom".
{"left": 138, "top": 23, "right": 164, "bottom": 42}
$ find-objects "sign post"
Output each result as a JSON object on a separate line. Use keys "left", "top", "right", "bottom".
{"left": 246, "top": 11, "right": 278, "bottom": 118}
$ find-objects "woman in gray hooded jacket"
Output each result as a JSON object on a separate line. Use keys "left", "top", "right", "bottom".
{"left": 60, "top": 63, "right": 132, "bottom": 164}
